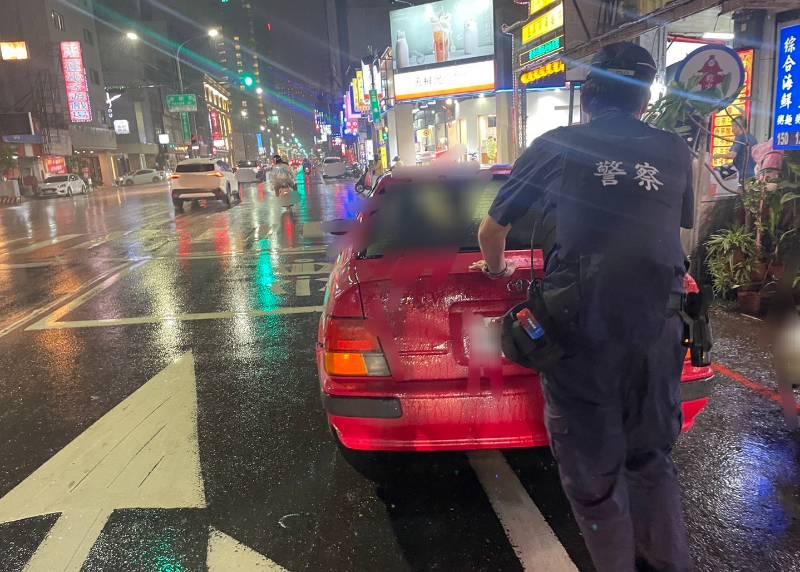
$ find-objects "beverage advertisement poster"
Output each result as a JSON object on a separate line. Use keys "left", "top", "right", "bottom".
{"left": 390, "top": 0, "right": 494, "bottom": 71}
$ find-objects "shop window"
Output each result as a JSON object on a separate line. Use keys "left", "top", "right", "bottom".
{"left": 83, "top": 29, "right": 94, "bottom": 46}
{"left": 478, "top": 115, "right": 497, "bottom": 166}
{"left": 52, "top": 10, "right": 65, "bottom": 31}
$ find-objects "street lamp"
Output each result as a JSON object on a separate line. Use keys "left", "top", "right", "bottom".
{"left": 240, "top": 109, "right": 248, "bottom": 117}
{"left": 271, "top": 109, "right": 277, "bottom": 115}
{"left": 256, "top": 87, "right": 264, "bottom": 95}
{"left": 176, "top": 28, "right": 219, "bottom": 92}
{"left": 125, "top": 31, "right": 139, "bottom": 41}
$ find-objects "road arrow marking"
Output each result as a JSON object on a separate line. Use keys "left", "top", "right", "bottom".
{"left": 317, "top": 277, "right": 328, "bottom": 292}
{"left": 295, "top": 277, "right": 311, "bottom": 296}
{"left": 207, "top": 527, "right": 287, "bottom": 571}
{"left": 0, "top": 352, "right": 206, "bottom": 572}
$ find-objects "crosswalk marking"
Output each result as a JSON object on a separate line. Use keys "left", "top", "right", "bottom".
{"left": 10, "top": 234, "right": 82, "bottom": 254}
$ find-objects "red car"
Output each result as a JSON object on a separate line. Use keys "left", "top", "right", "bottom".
{"left": 317, "top": 170, "right": 713, "bottom": 452}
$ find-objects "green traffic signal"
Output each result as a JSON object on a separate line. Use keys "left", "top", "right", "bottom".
{"left": 241, "top": 74, "right": 255, "bottom": 88}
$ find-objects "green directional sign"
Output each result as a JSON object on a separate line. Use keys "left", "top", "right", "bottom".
{"left": 369, "top": 89, "right": 380, "bottom": 123}
{"left": 180, "top": 112, "right": 191, "bottom": 142}
{"left": 167, "top": 94, "right": 198, "bottom": 113}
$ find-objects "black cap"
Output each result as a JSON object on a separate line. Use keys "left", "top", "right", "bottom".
{"left": 587, "top": 42, "right": 657, "bottom": 85}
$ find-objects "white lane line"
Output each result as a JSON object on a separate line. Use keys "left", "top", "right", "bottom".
{"left": 10, "top": 234, "right": 83, "bottom": 254}
{"left": 0, "top": 261, "right": 60, "bottom": 269}
{"left": 25, "top": 262, "right": 147, "bottom": 331}
{"left": 0, "top": 262, "right": 133, "bottom": 339}
{"left": 295, "top": 277, "right": 311, "bottom": 296}
{"left": 468, "top": 451, "right": 578, "bottom": 572}
{"left": 28, "top": 306, "right": 324, "bottom": 330}
{"left": 66, "top": 231, "right": 126, "bottom": 251}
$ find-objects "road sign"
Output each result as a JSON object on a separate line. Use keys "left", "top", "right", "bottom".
{"left": 370, "top": 89, "right": 381, "bottom": 123}
{"left": 166, "top": 93, "right": 198, "bottom": 112}
{"left": 180, "top": 111, "right": 191, "bottom": 141}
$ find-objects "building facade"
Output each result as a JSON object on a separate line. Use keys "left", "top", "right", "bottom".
{"left": 0, "top": 0, "right": 116, "bottom": 188}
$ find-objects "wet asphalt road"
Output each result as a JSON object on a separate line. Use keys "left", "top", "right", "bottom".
{"left": 0, "top": 177, "right": 798, "bottom": 572}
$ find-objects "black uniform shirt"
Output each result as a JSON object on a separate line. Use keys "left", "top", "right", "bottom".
{"left": 490, "top": 110, "right": 693, "bottom": 276}
{"left": 489, "top": 111, "right": 695, "bottom": 344}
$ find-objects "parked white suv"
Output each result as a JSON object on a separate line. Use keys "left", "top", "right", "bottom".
{"left": 123, "top": 168, "right": 166, "bottom": 185}
{"left": 170, "top": 159, "right": 239, "bottom": 210}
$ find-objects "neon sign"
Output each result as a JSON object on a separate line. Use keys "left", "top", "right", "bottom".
{"left": 60, "top": 42, "right": 92, "bottom": 123}
{"left": 529, "top": 0, "right": 559, "bottom": 16}
{"left": 774, "top": 24, "right": 800, "bottom": 150}
{"left": 710, "top": 49, "right": 753, "bottom": 167}
{"left": 519, "top": 36, "right": 562, "bottom": 67}
{"left": 520, "top": 60, "right": 566, "bottom": 88}
{"left": 521, "top": 3, "right": 563, "bottom": 45}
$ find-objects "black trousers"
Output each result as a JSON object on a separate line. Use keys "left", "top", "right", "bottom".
{"left": 541, "top": 315, "right": 691, "bottom": 572}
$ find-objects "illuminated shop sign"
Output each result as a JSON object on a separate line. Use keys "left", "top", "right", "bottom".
{"left": 394, "top": 59, "right": 495, "bottom": 101}
{"left": 774, "top": 23, "right": 800, "bottom": 150}
{"left": 529, "top": 0, "right": 559, "bottom": 16}
{"left": 519, "top": 36, "right": 562, "bottom": 67}
{"left": 710, "top": 49, "right": 753, "bottom": 167}
{"left": 521, "top": 60, "right": 566, "bottom": 88}
{"left": 522, "top": 3, "right": 563, "bottom": 45}
{"left": 0, "top": 41, "right": 28, "bottom": 61}
{"left": 60, "top": 41, "right": 92, "bottom": 123}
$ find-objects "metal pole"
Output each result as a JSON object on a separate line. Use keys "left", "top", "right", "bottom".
{"left": 176, "top": 42, "right": 186, "bottom": 93}
{"left": 568, "top": 82, "right": 575, "bottom": 126}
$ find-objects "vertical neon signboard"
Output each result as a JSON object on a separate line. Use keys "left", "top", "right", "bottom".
{"left": 60, "top": 42, "right": 92, "bottom": 123}
{"left": 774, "top": 24, "right": 800, "bottom": 150}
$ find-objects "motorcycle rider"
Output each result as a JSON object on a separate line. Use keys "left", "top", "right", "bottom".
{"left": 269, "top": 154, "right": 296, "bottom": 197}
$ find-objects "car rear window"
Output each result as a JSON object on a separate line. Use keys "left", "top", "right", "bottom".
{"left": 44, "top": 176, "right": 69, "bottom": 183}
{"left": 176, "top": 163, "right": 215, "bottom": 173}
{"left": 360, "top": 179, "right": 532, "bottom": 258}
{"left": 324, "top": 158, "right": 341, "bottom": 164}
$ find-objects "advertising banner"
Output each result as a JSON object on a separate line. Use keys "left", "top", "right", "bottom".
{"left": 60, "top": 42, "right": 92, "bottom": 123}
{"left": 774, "top": 23, "right": 800, "bottom": 150}
{"left": 394, "top": 59, "right": 495, "bottom": 101}
{"left": 209, "top": 110, "right": 222, "bottom": 141}
{"left": 44, "top": 156, "right": 68, "bottom": 175}
{"left": 390, "top": 0, "right": 494, "bottom": 71}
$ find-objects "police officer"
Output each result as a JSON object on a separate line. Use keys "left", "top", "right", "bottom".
{"left": 474, "top": 42, "right": 694, "bottom": 571}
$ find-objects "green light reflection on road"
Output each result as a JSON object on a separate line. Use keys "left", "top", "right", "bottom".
{"left": 255, "top": 238, "right": 279, "bottom": 311}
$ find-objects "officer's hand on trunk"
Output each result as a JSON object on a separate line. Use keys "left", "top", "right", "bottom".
{"left": 469, "top": 260, "right": 517, "bottom": 279}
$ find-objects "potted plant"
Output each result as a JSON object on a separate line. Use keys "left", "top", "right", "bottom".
{"left": 705, "top": 226, "right": 757, "bottom": 310}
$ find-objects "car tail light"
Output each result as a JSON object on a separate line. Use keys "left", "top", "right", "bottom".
{"left": 324, "top": 318, "right": 389, "bottom": 377}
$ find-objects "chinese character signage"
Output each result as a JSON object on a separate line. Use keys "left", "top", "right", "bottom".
{"left": 522, "top": 3, "right": 563, "bottom": 46}
{"left": 166, "top": 94, "right": 198, "bottom": 113}
{"left": 710, "top": 49, "right": 753, "bottom": 168}
{"left": 520, "top": 60, "right": 565, "bottom": 88}
{"left": 774, "top": 24, "right": 800, "bottom": 150}
{"left": 209, "top": 110, "right": 222, "bottom": 141}
{"left": 60, "top": 42, "right": 92, "bottom": 123}
{"left": 393, "top": 59, "right": 494, "bottom": 101}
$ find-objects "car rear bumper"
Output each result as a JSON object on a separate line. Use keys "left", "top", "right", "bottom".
{"left": 171, "top": 187, "right": 224, "bottom": 200}
{"left": 322, "top": 370, "right": 714, "bottom": 453}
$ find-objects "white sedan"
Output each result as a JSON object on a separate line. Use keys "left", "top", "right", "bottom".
{"left": 123, "top": 169, "right": 166, "bottom": 185}
{"left": 37, "top": 174, "right": 87, "bottom": 198}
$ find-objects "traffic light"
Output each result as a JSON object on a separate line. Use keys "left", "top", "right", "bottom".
{"left": 241, "top": 73, "right": 255, "bottom": 88}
